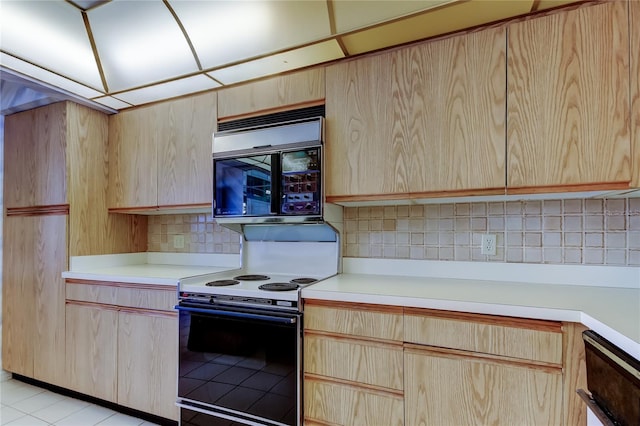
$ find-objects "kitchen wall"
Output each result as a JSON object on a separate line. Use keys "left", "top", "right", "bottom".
{"left": 344, "top": 198, "right": 640, "bottom": 266}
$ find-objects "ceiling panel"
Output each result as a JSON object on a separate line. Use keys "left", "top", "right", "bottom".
{"left": 114, "top": 74, "right": 221, "bottom": 105}
{"left": 88, "top": 1, "right": 198, "bottom": 92}
{"left": 342, "top": 0, "right": 536, "bottom": 54}
{"left": 171, "top": 0, "right": 332, "bottom": 70}
{"left": 0, "top": 0, "right": 103, "bottom": 89}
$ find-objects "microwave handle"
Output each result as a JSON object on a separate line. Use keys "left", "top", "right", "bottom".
{"left": 271, "top": 153, "right": 281, "bottom": 215}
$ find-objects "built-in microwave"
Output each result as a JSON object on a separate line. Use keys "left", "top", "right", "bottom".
{"left": 212, "top": 117, "right": 324, "bottom": 226}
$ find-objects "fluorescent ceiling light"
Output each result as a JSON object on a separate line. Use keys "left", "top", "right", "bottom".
{"left": 208, "top": 40, "right": 344, "bottom": 85}
{"left": 88, "top": 1, "right": 198, "bottom": 92}
{"left": 0, "top": 0, "right": 103, "bottom": 90}
{"left": 171, "top": 0, "right": 331, "bottom": 69}
{"left": 115, "top": 74, "right": 221, "bottom": 105}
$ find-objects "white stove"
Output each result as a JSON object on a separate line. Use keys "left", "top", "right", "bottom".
{"left": 178, "top": 240, "right": 340, "bottom": 311}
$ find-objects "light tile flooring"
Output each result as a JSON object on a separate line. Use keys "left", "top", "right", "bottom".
{"left": 0, "top": 371, "right": 159, "bottom": 426}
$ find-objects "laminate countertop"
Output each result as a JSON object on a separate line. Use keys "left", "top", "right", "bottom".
{"left": 302, "top": 258, "right": 640, "bottom": 359}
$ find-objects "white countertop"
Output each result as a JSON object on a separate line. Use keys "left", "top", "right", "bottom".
{"left": 62, "top": 252, "right": 240, "bottom": 286}
{"left": 302, "top": 258, "right": 640, "bottom": 359}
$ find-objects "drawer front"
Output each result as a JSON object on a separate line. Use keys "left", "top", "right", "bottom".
{"left": 66, "top": 281, "right": 176, "bottom": 312}
{"left": 404, "top": 309, "right": 563, "bottom": 364}
{"left": 304, "top": 301, "right": 403, "bottom": 341}
{"left": 304, "top": 378, "right": 403, "bottom": 426}
{"left": 304, "top": 333, "right": 403, "bottom": 391}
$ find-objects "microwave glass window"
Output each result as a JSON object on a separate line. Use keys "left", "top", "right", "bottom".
{"left": 215, "top": 155, "right": 273, "bottom": 216}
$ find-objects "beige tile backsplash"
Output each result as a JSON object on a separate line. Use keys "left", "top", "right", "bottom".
{"left": 344, "top": 198, "right": 640, "bottom": 266}
{"left": 148, "top": 198, "right": 640, "bottom": 266}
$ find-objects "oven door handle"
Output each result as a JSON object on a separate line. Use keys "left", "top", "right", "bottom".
{"left": 175, "top": 305, "right": 298, "bottom": 324}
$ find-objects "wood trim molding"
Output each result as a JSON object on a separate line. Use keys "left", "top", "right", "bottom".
{"left": 65, "top": 300, "right": 120, "bottom": 312}
{"left": 404, "top": 307, "right": 563, "bottom": 333}
{"left": 304, "top": 373, "right": 404, "bottom": 398}
{"left": 65, "top": 278, "right": 177, "bottom": 292}
{"left": 304, "top": 299, "right": 403, "bottom": 315}
{"left": 506, "top": 181, "right": 632, "bottom": 195}
{"left": 65, "top": 300, "right": 177, "bottom": 318}
{"left": 305, "top": 329, "right": 404, "bottom": 349}
{"left": 6, "top": 204, "right": 70, "bottom": 216}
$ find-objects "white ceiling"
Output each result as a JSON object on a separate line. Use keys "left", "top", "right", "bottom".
{"left": 0, "top": 0, "right": 582, "bottom": 115}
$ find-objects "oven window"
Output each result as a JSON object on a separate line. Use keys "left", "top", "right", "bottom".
{"left": 214, "top": 155, "right": 274, "bottom": 217}
{"left": 179, "top": 309, "right": 299, "bottom": 426}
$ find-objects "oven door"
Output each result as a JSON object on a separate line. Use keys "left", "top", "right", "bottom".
{"left": 176, "top": 303, "right": 301, "bottom": 426}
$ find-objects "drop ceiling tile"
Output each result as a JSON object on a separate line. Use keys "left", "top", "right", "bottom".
{"left": 342, "top": 0, "right": 535, "bottom": 54}
{"left": 114, "top": 74, "right": 221, "bottom": 106}
{"left": 170, "top": 0, "right": 332, "bottom": 70}
{"left": 91, "top": 96, "right": 132, "bottom": 110}
{"left": 207, "top": 39, "right": 344, "bottom": 85}
{"left": 332, "top": 0, "right": 458, "bottom": 33}
{"left": 0, "top": 53, "right": 105, "bottom": 99}
{"left": 0, "top": 0, "right": 103, "bottom": 90}
{"left": 87, "top": 1, "right": 199, "bottom": 92}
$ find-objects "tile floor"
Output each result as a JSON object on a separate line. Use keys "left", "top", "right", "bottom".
{"left": 0, "top": 371, "right": 159, "bottom": 426}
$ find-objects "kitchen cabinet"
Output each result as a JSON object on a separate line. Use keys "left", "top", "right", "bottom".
{"left": 65, "top": 280, "right": 179, "bottom": 421}
{"left": 303, "top": 300, "right": 404, "bottom": 425}
{"left": 1, "top": 215, "right": 67, "bottom": 386}
{"left": 108, "top": 91, "right": 217, "bottom": 211}
{"left": 325, "top": 27, "right": 506, "bottom": 202}
{"left": 507, "top": 1, "right": 631, "bottom": 191}
{"left": 217, "top": 68, "right": 324, "bottom": 120}
{"left": 631, "top": 0, "right": 640, "bottom": 188}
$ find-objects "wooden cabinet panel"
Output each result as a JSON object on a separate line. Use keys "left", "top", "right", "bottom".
{"left": 404, "top": 347, "right": 562, "bottom": 426}
{"left": 304, "top": 379, "right": 403, "bottom": 426}
{"left": 217, "top": 68, "right": 324, "bottom": 119}
{"left": 2, "top": 215, "right": 67, "bottom": 385}
{"left": 304, "top": 333, "right": 403, "bottom": 391}
{"left": 118, "top": 311, "right": 179, "bottom": 420}
{"left": 404, "top": 309, "right": 563, "bottom": 364}
{"left": 157, "top": 92, "right": 216, "bottom": 207}
{"left": 3, "top": 102, "right": 67, "bottom": 207}
{"left": 304, "top": 301, "right": 403, "bottom": 341}
{"left": 631, "top": 0, "right": 640, "bottom": 187}
{"left": 66, "top": 281, "right": 177, "bottom": 311}
{"left": 507, "top": 1, "right": 630, "bottom": 189}
{"left": 65, "top": 302, "right": 118, "bottom": 402}
{"left": 403, "top": 27, "right": 506, "bottom": 194}
{"left": 108, "top": 107, "right": 158, "bottom": 209}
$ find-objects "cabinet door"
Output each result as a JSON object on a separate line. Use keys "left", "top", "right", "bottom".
{"left": 405, "top": 348, "right": 562, "bottom": 426}
{"left": 108, "top": 106, "right": 158, "bottom": 210}
{"left": 118, "top": 310, "right": 179, "bottom": 421}
{"left": 507, "top": 2, "right": 630, "bottom": 189}
{"left": 404, "top": 27, "right": 506, "bottom": 194}
{"left": 325, "top": 53, "right": 399, "bottom": 199}
{"left": 217, "top": 68, "right": 324, "bottom": 120}
{"left": 631, "top": 0, "right": 640, "bottom": 188}
{"left": 156, "top": 92, "right": 216, "bottom": 208}
{"left": 2, "top": 215, "right": 67, "bottom": 384}
{"left": 3, "top": 102, "right": 67, "bottom": 207}
{"left": 66, "top": 303, "right": 118, "bottom": 402}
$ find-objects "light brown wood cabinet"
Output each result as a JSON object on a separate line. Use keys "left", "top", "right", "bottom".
{"left": 217, "top": 68, "right": 325, "bottom": 120}
{"left": 507, "top": 1, "right": 631, "bottom": 191}
{"left": 65, "top": 280, "right": 179, "bottom": 421}
{"left": 108, "top": 92, "right": 217, "bottom": 211}
{"left": 325, "top": 27, "right": 506, "bottom": 202}
{"left": 631, "top": 0, "right": 640, "bottom": 188}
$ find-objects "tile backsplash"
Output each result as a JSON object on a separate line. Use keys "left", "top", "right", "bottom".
{"left": 148, "top": 213, "right": 241, "bottom": 254}
{"left": 344, "top": 198, "right": 640, "bottom": 266}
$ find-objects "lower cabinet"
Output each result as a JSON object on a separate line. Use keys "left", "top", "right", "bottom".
{"left": 65, "top": 281, "right": 179, "bottom": 421}
{"left": 303, "top": 300, "right": 585, "bottom": 426}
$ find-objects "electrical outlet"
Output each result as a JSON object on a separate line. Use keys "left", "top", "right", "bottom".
{"left": 481, "top": 234, "right": 496, "bottom": 256}
{"left": 173, "top": 235, "right": 185, "bottom": 249}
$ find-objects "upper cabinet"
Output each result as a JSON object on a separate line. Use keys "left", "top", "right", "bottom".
{"left": 507, "top": 1, "right": 631, "bottom": 191}
{"left": 108, "top": 92, "right": 217, "bottom": 211}
{"left": 217, "top": 68, "right": 325, "bottom": 120}
{"left": 325, "top": 27, "right": 506, "bottom": 202}
{"left": 4, "top": 102, "right": 67, "bottom": 208}
{"left": 631, "top": 0, "right": 640, "bottom": 188}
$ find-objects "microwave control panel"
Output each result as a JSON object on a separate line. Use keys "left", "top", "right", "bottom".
{"left": 281, "top": 148, "right": 320, "bottom": 215}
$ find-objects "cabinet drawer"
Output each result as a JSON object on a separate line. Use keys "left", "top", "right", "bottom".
{"left": 404, "top": 308, "right": 563, "bottom": 364}
{"left": 304, "top": 378, "right": 403, "bottom": 426}
{"left": 304, "top": 332, "right": 403, "bottom": 391}
{"left": 304, "top": 300, "right": 403, "bottom": 341}
{"left": 66, "top": 280, "right": 176, "bottom": 312}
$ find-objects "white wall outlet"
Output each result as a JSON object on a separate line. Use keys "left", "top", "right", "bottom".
{"left": 173, "top": 235, "right": 185, "bottom": 249}
{"left": 481, "top": 234, "right": 496, "bottom": 256}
